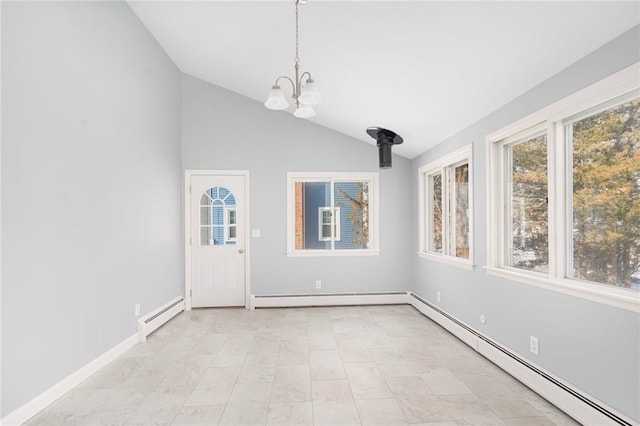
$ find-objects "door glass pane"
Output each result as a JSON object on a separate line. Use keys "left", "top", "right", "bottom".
{"left": 212, "top": 226, "right": 224, "bottom": 245}
{"left": 571, "top": 97, "right": 640, "bottom": 289}
{"left": 200, "top": 207, "right": 212, "bottom": 225}
{"left": 226, "top": 209, "right": 237, "bottom": 244}
{"left": 200, "top": 192, "right": 212, "bottom": 206}
{"left": 200, "top": 226, "right": 214, "bottom": 246}
{"left": 199, "top": 186, "right": 238, "bottom": 246}
{"left": 510, "top": 134, "right": 549, "bottom": 272}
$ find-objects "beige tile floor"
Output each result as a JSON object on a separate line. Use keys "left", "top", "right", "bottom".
{"left": 25, "top": 305, "right": 580, "bottom": 426}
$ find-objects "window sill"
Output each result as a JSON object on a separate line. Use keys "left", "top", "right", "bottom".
{"left": 417, "top": 252, "right": 475, "bottom": 271}
{"left": 287, "top": 250, "right": 380, "bottom": 257}
{"left": 485, "top": 266, "right": 640, "bottom": 313}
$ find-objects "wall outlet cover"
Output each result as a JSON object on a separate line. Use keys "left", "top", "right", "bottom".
{"left": 530, "top": 335, "right": 539, "bottom": 355}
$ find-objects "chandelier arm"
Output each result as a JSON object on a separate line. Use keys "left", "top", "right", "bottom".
{"left": 274, "top": 76, "right": 296, "bottom": 95}
{"left": 299, "top": 71, "right": 312, "bottom": 84}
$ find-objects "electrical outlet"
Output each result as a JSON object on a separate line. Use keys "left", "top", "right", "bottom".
{"left": 530, "top": 335, "right": 539, "bottom": 355}
{"left": 315, "top": 280, "right": 322, "bottom": 289}
{"left": 436, "top": 291, "right": 441, "bottom": 302}
{"left": 480, "top": 314, "right": 486, "bottom": 324}
{"left": 135, "top": 304, "right": 141, "bottom": 317}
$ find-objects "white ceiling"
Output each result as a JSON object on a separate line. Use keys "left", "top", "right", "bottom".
{"left": 129, "top": 1, "right": 639, "bottom": 159}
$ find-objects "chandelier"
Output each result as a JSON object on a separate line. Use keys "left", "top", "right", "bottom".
{"left": 264, "top": 0, "right": 321, "bottom": 118}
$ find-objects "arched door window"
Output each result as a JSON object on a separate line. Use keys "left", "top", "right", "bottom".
{"left": 200, "top": 186, "right": 237, "bottom": 246}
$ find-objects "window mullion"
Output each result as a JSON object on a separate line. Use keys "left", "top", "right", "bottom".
{"left": 442, "top": 167, "right": 450, "bottom": 256}
{"left": 447, "top": 169, "right": 452, "bottom": 256}
{"left": 548, "top": 121, "right": 562, "bottom": 279}
{"left": 503, "top": 145, "right": 510, "bottom": 267}
{"left": 422, "top": 173, "right": 428, "bottom": 253}
{"left": 450, "top": 167, "right": 457, "bottom": 257}
{"left": 561, "top": 122, "right": 572, "bottom": 281}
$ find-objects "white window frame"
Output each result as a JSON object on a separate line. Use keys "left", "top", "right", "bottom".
{"left": 418, "top": 144, "right": 474, "bottom": 270}
{"left": 502, "top": 126, "right": 549, "bottom": 274}
{"left": 287, "top": 172, "right": 379, "bottom": 257}
{"left": 486, "top": 62, "right": 640, "bottom": 312}
{"left": 319, "top": 207, "right": 341, "bottom": 242}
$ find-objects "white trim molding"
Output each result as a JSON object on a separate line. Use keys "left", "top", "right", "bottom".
{"left": 184, "top": 170, "right": 251, "bottom": 310}
{"left": 137, "top": 296, "right": 185, "bottom": 342}
{"left": 407, "top": 293, "right": 636, "bottom": 426}
{"left": 250, "top": 292, "right": 409, "bottom": 309}
{"left": 417, "top": 251, "right": 475, "bottom": 271}
{"left": 486, "top": 63, "right": 640, "bottom": 313}
{"left": 0, "top": 334, "right": 138, "bottom": 426}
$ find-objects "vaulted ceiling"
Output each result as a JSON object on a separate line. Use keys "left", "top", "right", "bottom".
{"left": 129, "top": 1, "right": 639, "bottom": 158}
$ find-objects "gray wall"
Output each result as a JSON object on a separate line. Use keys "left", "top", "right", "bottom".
{"left": 1, "top": 2, "right": 182, "bottom": 416}
{"left": 411, "top": 26, "right": 640, "bottom": 422}
{"left": 182, "top": 74, "right": 414, "bottom": 296}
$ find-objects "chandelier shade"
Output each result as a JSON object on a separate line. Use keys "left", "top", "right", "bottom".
{"left": 293, "top": 104, "right": 316, "bottom": 118}
{"left": 299, "top": 79, "right": 321, "bottom": 105}
{"left": 264, "top": 85, "right": 289, "bottom": 110}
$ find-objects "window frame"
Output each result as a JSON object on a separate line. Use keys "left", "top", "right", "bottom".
{"left": 502, "top": 126, "right": 549, "bottom": 274}
{"left": 318, "top": 207, "right": 341, "bottom": 242}
{"left": 486, "top": 62, "right": 640, "bottom": 312}
{"left": 418, "top": 144, "right": 474, "bottom": 270}
{"left": 287, "top": 172, "right": 379, "bottom": 257}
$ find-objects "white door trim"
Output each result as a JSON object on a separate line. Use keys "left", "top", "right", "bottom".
{"left": 185, "top": 170, "right": 250, "bottom": 310}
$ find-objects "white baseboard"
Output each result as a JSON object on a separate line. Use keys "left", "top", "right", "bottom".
{"left": 1, "top": 334, "right": 137, "bottom": 426}
{"left": 249, "top": 292, "right": 410, "bottom": 309}
{"left": 137, "top": 296, "right": 185, "bottom": 342}
{"left": 408, "top": 293, "right": 634, "bottom": 426}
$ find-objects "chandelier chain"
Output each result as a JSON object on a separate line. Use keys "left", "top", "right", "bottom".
{"left": 295, "top": 0, "right": 300, "bottom": 63}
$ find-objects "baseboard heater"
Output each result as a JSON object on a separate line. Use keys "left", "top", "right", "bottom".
{"left": 137, "top": 296, "right": 185, "bottom": 342}
{"left": 250, "top": 292, "right": 409, "bottom": 309}
{"left": 408, "top": 292, "right": 634, "bottom": 426}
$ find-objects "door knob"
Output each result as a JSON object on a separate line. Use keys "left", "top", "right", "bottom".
{"left": 238, "top": 249, "right": 244, "bottom": 254}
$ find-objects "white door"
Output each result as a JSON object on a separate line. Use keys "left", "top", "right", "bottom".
{"left": 190, "top": 174, "right": 246, "bottom": 307}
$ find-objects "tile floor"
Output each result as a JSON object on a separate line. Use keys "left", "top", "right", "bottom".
{"left": 25, "top": 305, "right": 580, "bottom": 425}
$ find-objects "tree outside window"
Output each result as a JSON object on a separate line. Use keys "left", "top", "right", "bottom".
{"left": 570, "top": 98, "right": 640, "bottom": 289}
